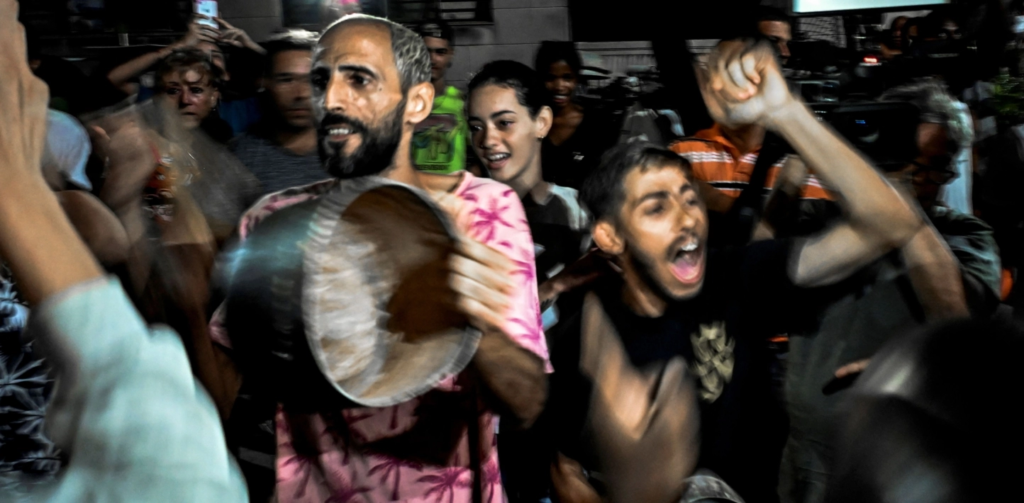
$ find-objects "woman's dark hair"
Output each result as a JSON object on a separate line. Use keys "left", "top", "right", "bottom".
{"left": 534, "top": 40, "right": 582, "bottom": 77}
{"left": 467, "top": 60, "right": 547, "bottom": 118}
{"left": 154, "top": 48, "right": 225, "bottom": 91}
{"left": 581, "top": 142, "right": 691, "bottom": 222}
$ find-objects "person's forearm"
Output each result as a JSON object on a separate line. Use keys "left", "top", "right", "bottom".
{"left": 0, "top": 173, "right": 103, "bottom": 305}
{"left": 472, "top": 327, "right": 547, "bottom": 428}
{"left": 696, "top": 180, "right": 735, "bottom": 214}
{"left": 902, "top": 224, "right": 969, "bottom": 321}
{"left": 242, "top": 39, "right": 266, "bottom": 55}
{"left": 107, "top": 48, "right": 172, "bottom": 90}
{"left": 767, "top": 101, "right": 920, "bottom": 246}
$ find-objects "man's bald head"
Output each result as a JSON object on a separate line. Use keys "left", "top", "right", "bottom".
{"left": 319, "top": 14, "right": 430, "bottom": 94}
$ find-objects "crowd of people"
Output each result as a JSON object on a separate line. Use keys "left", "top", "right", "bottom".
{"left": 2, "top": 1, "right": 1024, "bottom": 502}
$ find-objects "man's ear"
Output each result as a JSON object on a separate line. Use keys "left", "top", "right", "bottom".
{"left": 405, "top": 81, "right": 435, "bottom": 126}
{"left": 592, "top": 219, "right": 625, "bottom": 255}
{"left": 535, "top": 105, "right": 553, "bottom": 140}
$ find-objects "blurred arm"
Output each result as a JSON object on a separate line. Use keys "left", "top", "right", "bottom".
{"left": 756, "top": 155, "right": 807, "bottom": 240}
{"left": 901, "top": 223, "right": 969, "bottom": 321}
{"left": 768, "top": 102, "right": 922, "bottom": 286}
{"left": 0, "top": 3, "right": 245, "bottom": 499}
{"left": 26, "top": 279, "right": 247, "bottom": 501}
{"left": 107, "top": 49, "right": 173, "bottom": 95}
{"left": 700, "top": 40, "right": 922, "bottom": 287}
{"left": 106, "top": 19, "right": 218, "bottom": 95}
{"left": 451, "top": 236, "right": 547, "bottom": 427}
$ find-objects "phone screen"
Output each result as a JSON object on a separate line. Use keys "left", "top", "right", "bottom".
{"left": 195, "top": 0, "right": 218, "bottom": 27}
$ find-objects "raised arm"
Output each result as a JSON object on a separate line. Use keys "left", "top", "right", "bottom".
{"left": 901, "top": 224, "right": 969, "bottom": 320}
{"left": 216, "top": 17, "right": 267, "bottom": 55}
{"left": 700, "top": 40, "right": 922, "bottom": 287}
{"left": 0, "top": 12, "right": 101, "bottom": 302}
{"left": 0, "top": 4, "right": 245, "bottom": 500}
{"left": 106, "top": 18, "right": 218, "bottom": 94}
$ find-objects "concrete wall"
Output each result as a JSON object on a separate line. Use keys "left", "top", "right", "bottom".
{"left": 448, "top": 0, "right": 571, "bottom": 90}
{"left": 219, "top": 0, "right": 285, "bottom": 43}
{"left": 216, "top": 0, "right": 571, "bottom": 90}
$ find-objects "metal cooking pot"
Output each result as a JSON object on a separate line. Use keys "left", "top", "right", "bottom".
{"left": 224, "top": 177, "right": 480, "bottom": 411}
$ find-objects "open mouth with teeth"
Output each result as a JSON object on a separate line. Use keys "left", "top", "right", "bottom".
{"left": 484, "top": 152, "right": 511, "bottom": 171}
{"left": 551, "top": 94, "right": 569, "bottom": 105}
{"left": 668, "top": 238, "right": 704, "bottom": 285}
{"left": 326, "top": 126, "right": 357, "bottom": 143}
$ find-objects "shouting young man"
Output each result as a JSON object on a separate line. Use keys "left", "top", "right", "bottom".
{"left": 540, "top": 40, "right": 923, "bottom": 503}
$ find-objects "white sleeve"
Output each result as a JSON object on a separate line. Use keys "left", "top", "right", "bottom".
{"left": 22, "top": 278, "right": 246, "bottom": 502}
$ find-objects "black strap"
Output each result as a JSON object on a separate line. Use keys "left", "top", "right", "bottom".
{"left": 723, "top": 133, "right": 791, "bottom": 245}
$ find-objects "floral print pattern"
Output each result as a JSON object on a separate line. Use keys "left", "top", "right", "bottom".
{"left": 220, "top": 173, "right": 549, "bottom": 502}
{"left": 0, "top": 263, "right": 61, "bottom": 492}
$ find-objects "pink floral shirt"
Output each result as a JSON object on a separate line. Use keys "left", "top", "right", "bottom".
{"left": 212, "top": 173, "right": 548, "bottom": 503}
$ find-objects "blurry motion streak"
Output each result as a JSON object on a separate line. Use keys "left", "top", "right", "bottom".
{"left": 85, "top": 94, "right": 258, "bottom": 418}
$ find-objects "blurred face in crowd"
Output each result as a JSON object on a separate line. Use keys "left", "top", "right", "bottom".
{"left": 468, "top": 84, "right": 552, "bottom": 186}
{"left": 907, "top": 122, "right": 956, "bottom": 211}
{"left": 891, "top": 16, "right": 908, "bottom": 47}
{"left": 424, "top": 36, "right": 453, "bottom": 83}
{"left": 758, "top": 20, "right": 792, "bottom": 65}
{"left": 197, "top": 41, "right": 228, "bottom": 76}
{"left": 544, "top": 60, "right": 577, "bottom": 109}
{"left": 597, "top": 163, "right": 709, "bottom": 301}
{"left": 312, "top": 22, "right": 407, "bottom": 178}
{"left": 157, "top": 65, "right": 220, "bottom": 130}
{"left": 940, "top": 19, "right": 961, "bottom": 40}
{"left": 269, "top": 49, "right": 314, "bottom": 130}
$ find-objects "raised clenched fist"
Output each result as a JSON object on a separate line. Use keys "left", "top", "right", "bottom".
{"left": 699, "top": 39, "right": 795, "bottom": 130}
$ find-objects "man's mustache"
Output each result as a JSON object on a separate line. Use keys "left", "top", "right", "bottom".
{"left": 319, "top": 113, "right": 369, "bottom": 136}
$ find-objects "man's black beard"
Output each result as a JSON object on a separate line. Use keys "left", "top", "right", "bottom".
{"left": 318, "top": 98, "right": 406, "bottom": 179}
{"left": 627, "top": 246, "right": 680, "bottom": 305}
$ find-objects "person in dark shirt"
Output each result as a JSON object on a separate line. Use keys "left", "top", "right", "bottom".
{"left": 538, "top": 40, "right": 924, "bottom": 503}
{"left": 230, "top": 30, "right": 327, "bottom": 195}
{"left": 535, "top": 41, "right": 614, "bottom": 190}
{"left": 778, "top": 80, "right": 1001, "bottom": 503}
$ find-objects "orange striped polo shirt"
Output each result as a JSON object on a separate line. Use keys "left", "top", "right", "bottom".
{"left": 669, "top": 124, "right": 832, "bottom": 201}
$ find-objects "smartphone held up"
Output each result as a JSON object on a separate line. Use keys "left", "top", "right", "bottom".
{"left": 195, "top": 0, "right": 218, "bottom": 28}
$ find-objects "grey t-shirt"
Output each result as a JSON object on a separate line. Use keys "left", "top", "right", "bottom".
{"left": 230, "top": 132, "right": 328, "bottom": 196}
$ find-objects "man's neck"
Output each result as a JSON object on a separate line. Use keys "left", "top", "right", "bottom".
{"left": 555, "top": 102, "right": 582, "bottom": 118}
{"left": 620, "top": 262, "right": 668, "bottom": 317}
{"left": 381, "top": 133, "right": 425, "bottom": 189}
{"left": 275, "top": 125, "right": 317, "bottom": 156}
{"left": 720, "top": 123, "right": 766, "bottom": 156}
{"left": 432, "top": 78, "right": 447, "bottom": 101}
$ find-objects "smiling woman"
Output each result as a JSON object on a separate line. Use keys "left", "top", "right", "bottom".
{"left": 466, "top": 60, "right": 592, "bottom": 290}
